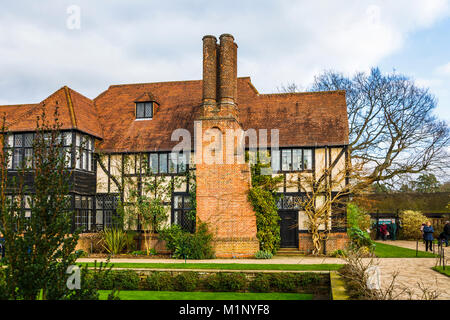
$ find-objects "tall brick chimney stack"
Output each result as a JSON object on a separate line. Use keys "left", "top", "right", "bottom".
{"left": 218, "top": 34, "right": 238, "bottom": 118}
{"left": 196, "top": 34, "right": 259, "bottom": 258}
{"left": 202, "top": 35, "right": 218, "bottom": 108}
{"left": 200, "top": 34, "right": 239, "bottom": 120}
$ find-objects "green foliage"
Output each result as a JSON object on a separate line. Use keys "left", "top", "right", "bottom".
{"left": 329, "top": 249, "right": 347, "bottom": 258}
{"left": 249, "top": 273, "right": 322, "bottom": 293}
{"left": 93, "top": 270, "right": 140, "bottom": 290}
{"left": 80, "top": 269, "right": 329, "bottom": 295}
{"left": 160, "top": 222, "right": 215, "bottom": 259}
{"left": 144, "top": 272, "right": 174, "bottom": 291}
{"left": 204, "top": 272, "right": 247, "bottom": 292}
{"left": 249, "top": 187, "right": 281, "bottom": 254}
{"left": 254, "top": 250, "right": 273, "bottom": 259}
{"left": 75, "top": 249, "right": 88, "bottom": 258}
{"left": 0, "top": 110, "right": 82, "bottom": 300}
{"left": 399, "top": 210, "right": 428, "bottom": 240}
{"left": 174, "top": 272, "right": 199, "bottom": 291}
{"left": 0, "top": 268, "right": 8, "bottom": 300}
{"left": 347, "top": 203, "right": 371, "bottom": 231}
{"left": 101, "top": 228, "right": 128, "bottom": 255}
{"left": 348, "top": 227, "right": 375, "bottom": 251}
{"left": 131, "top": 249, "right": 157, "bottom": 256}
{"left": 248, "top": 274, "right": 271, "bottom": 292}
{"left": 248, "top": 154, "right": 283, "bottom": 254}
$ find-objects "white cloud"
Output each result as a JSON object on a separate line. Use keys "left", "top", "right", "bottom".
{"left": 435, "top": 62, "right": 450, "bottom": 75}
{"left": 0, "top": 0, "right": 449, "bottom": 103}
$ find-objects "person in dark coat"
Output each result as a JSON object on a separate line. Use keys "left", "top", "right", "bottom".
{"left": 423, "top": 221, "right": 434, "bottom": 252}
{"left": 443, "top": 221, "right": 450, "bottom": 247}
{"left": 379, "top": 223, "right": 388, "bottom": 241}
{"left": 390, "top": 219, "right": 397, "bottom": 241}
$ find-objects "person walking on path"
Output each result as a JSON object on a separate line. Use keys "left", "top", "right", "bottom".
{"left": 423, "top": 221, "right": 434, "bottom": 252}
{"left": 390, "top": 219, "right": 397, "bottom": 241}
{"left": 380, "top": 223, "right": 388, "bottom": 241}
{"left": 443, "top": 221, "right": 450, "bottom": 247}
{"left": 420, "top": 223, "right": 426, "bottom": 243}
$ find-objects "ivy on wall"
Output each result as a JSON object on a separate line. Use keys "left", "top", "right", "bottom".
{"left": 248, "top": 154, "right": 283, "bottom": 254}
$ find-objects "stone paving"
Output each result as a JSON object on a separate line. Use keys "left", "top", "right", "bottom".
{"left": 374, "top": 258, "right": 449, "bottom": 300}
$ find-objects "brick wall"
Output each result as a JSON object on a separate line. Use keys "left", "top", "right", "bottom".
{"left": 298, "top": 232, "right": 349, "bottom": 254}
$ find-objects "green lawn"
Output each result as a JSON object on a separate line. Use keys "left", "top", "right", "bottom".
{"left": 374, "top": 242, "right": 437, "bottom": 258}
{"left": 98, "top": 290, "right": 313, "bottom": 300}
{"left": 80, "top": 262, "right": 342, "bottom": 271}
{"left": 432, "top": 266, "right": 450, "bottom": 277}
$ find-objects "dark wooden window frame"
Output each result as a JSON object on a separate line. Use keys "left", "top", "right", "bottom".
{"left": 135, "top": 102, "right": 153, "bottom": 120}
{"left": 271, "top": 147, "right": 314, "bottom": 173}
{"left": 171, "top": 192, "right": 195, "bottom": 233}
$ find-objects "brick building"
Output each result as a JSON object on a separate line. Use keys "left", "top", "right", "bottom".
{"left": 0, "top": 34, "right": 349, "bottom": 257}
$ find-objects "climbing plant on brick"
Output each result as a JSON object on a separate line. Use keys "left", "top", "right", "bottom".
{"left": 248, "top": 153, "right": 283, "bottom": 254}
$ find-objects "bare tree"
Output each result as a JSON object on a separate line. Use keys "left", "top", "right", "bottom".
{"left": 280, "top": 68, "right": 450, "bottom": 188}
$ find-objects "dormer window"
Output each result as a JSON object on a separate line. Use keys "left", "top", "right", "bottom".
{"left": 136, "top": 102, "right": 153, "bottom": 119}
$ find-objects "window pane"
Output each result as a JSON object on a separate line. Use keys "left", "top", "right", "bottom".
{"left": 136, "top": 103, "right": 144, "bottom": 118}
{"left": 292, "top": 149, "right": 302, "bottom": 171}
{"left": 178, "top": 153, "right": 187, "bottom": 173}
{"left": 281, "top": 149, "right": 292, "bottom": 171}
{"left": 159, "top": 153, "right": 167, "bottom": 173}
{"left": 7, "top": 151, "right": 12, "bottom": 169}
{"left": 87, "top": 152, "right": 92, "bottom": 171}
{"left": 24, "top": 148, "right": 33, "bottom": 168}
{"left": 149, "top": 153, "right": 158, "bottom": 173}
{"left": 145, "top": 102, "right": 153, "bottom": 118}
{"left": 6, "top": 135, "right": 13, "bottom": 147}
{"left": 24, "top": 133, "right": 33, "bottom": 147}
{"left": 96, "top": 197, "right": 103, "bottom": 209}
{"left": 75, "top": 196, "right": 81, "bottom": 208}
{"left": 65, "top": 147, "right": 72, "bottom": 168}
{"left": 76, "top": 148, "right": 81, "bottom": 168}
{"left": 303, "top": 149, "right": 312, "bottom": 170}
{"left": 174, "top": 195, "right": 182, "bottom": 209}
{"left": 13, "top": 148, "right": 22, "bottom": 168}
{"left": 271, "top": 149, "right": 280, "bottom": 172}
{"left": 183, "top": 196, "right": 191, "bottom": 208}
{"left": 76, "top": 134, "right": 81, "bottom": 147}
{"left": 64, "top": 132, "right": 72, "bottom": 146}
{"left": 14, "top": 134, "right": 23, "bottom": 147}
{"left": 83, "top": 150, "right": 88, "bottom": 170}
{"left": 169, "top": 153, "right": 177, "bottom": 173}
{"left": 96, "top": 210, "right": 103, "bottom": 225}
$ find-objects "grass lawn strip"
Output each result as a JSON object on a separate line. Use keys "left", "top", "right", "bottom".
{"left": 432, "top": 266, "right": 450, "bottom": 277}
{"left": 374, "top": 242, "right": 437, "bottom": 258}
{"left": 80, "top": 262, "right": 342, "bottom": 271}
{"left": 98, "top": 290, "right": 313, "bottom": 300}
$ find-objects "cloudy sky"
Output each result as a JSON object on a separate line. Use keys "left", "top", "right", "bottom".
{"left": 1, "top": 0, "right": 449, "bottom": 121}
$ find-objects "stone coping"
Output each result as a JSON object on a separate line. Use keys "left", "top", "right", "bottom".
{"left": 329, "top": 272, "right": 349, "bottom": 300}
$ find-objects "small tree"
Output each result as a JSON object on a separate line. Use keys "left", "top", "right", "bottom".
{"left": 398, "top": 210, "right": 427, "bottom": 240}
{"left": 347, "top": 203, "right": 371, "bottom": 231}
{"left": 0, "top": 108, "right": 81, "bottom": 300}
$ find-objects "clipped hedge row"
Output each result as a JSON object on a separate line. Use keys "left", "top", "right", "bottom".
{"left": 90, "top": 270, "right": 327, "bottom": 293}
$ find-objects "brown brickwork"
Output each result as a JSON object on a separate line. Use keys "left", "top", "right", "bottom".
{"left": 298, "top": 232, "right": 349, "bottom": 254}
{"left": 196, "top": 34, "right": 259, "bottom": 258}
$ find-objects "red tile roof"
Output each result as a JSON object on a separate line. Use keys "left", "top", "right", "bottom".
{"left": 0, "top": 86, "right": 103, "bottom": 139}
{"left": 94, "top": 77, "right": 348, "bottom": 152}
{"left": 0, "top": 77, "right": 348, "bottom": 152}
